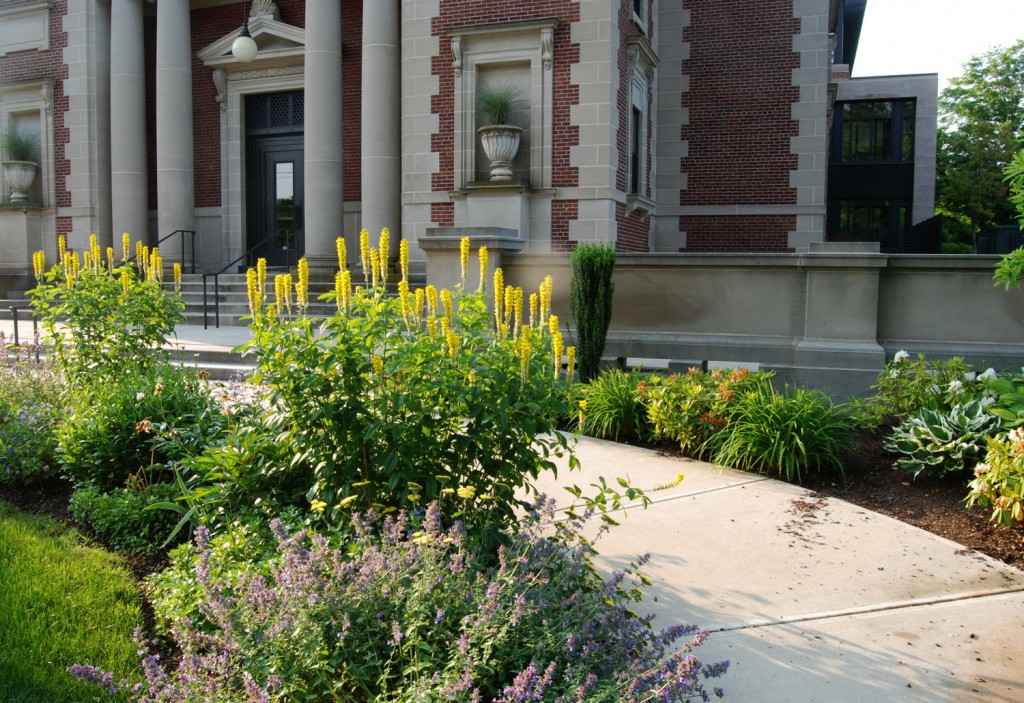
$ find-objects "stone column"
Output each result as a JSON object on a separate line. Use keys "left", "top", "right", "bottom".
{"left": 304, "top": 0, "right": 344, "bottom": 270}
{"left": 361, "top": 0, "right": 401, "bottom": 255}
{"left": 155, "top": 0, "right": 194, "bottom": 243}
{"left": 110, "top": 0, "right": 149, "bottom": 246}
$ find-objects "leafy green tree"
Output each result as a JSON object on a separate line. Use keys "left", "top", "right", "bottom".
{"left": 938, "top": 40, "right": 1024, "bottom": 239}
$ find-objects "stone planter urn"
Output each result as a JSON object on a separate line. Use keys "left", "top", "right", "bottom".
{"left": 2, "top": 161, "right": 37, "bottom": 204}
{"left": 477, "top": 125, "right": 522, "bottom": 181}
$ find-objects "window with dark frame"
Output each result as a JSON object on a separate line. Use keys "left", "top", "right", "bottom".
{"left": 633, "top": 0, "right": 643, "bottom": 18}
{"left": 833, "top": 99, "right": 915, "bottom": 163}
{"left": 629, "top": 105, "right": 642, "bottom": 194}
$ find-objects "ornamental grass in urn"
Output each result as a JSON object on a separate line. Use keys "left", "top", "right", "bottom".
{"left": 1, "top": 127, "right": 39, "bottom": 205}
{"left": 476, "top": 83, "right": 522, "bottom": 181}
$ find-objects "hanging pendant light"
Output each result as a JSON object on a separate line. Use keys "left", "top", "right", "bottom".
{"left": 231, "top": 1, "right": 258, "bottom": 62}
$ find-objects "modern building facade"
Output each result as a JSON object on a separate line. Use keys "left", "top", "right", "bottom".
{"left": 0, "top": 0, "right": 937, "bottom": 289}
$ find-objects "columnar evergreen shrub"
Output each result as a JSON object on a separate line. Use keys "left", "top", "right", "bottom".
{"left": 569, "top": 242, "right": 615, "bottom": 382}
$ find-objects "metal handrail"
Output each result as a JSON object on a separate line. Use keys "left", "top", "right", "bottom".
{"left": 123, "top": 229, "right": 197, "bottom": 273}
{"left": 202, "top": 237, "right": 290, "bottom": 329}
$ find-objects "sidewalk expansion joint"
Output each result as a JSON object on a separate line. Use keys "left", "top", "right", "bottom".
{"left": 710, "top": 585, "right": 1024, "bottom": 634}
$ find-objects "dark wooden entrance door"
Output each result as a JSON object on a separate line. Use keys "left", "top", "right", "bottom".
{"left": 247, "top": 135, "right": 304, "bottom": 268}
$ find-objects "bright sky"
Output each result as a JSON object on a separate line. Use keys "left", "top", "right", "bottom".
{"left": 852, "top": 0, "right": 1024, "bottom": 91}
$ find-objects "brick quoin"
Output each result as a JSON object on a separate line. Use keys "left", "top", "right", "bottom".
{"left": 0, "top": 0, "right": 71, "bottom": 229}
{"left": 431, "top": 202, "right": 454, "bottom": 228}
{"left": 432, "top": 1, "right": 580, "bottom": 239}
{"left": 679, "top": 0, "right": 800, "bottom": 252}
{"left": 550, "top": 199, "right": 577, "bottom": 252}
{"left": 681, "top": 215, "right": 794, "bottom": 252}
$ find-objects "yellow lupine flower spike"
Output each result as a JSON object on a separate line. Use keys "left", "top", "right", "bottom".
{"left": 334, "top": 271, "right": 346, "bottom": 312}
{"left": 106, "top": 247, "right": 115, "bottom": 271}
{"left": 122, "top": 232, "right": 131, "bottom": 261}
{"left": 32, "top": 250, "right": 45, "bottom": 280}
{"left": 493, "top": 268, "right": 505, "bottom": 334}
{"left": 566, "top": 347, "right": 576, "bottom": 380}
{"left": 341, "top": 269, "right": 352, "bottom": 311}
{"left": 275, "top": 274, "right": 286, "bottom": 316}
{"left": 58, "top": 234, "right": 66, "bottom": 262}
{"left": 83, "top": 250, "right": 92, "bottom": 272}
{"left": 478, "top": 246, "right": 488, "bottom": 292}
{"left": 426, "top": 316, "right": 437, "bottom": 337}
{"left": 173, "top": 263, "right": 182, "bottom": 295}
{"left": 552, "top": 330, "right": 565, "bottom": 380}
{"left": 369, "top": 248, "right": 380, "bottom": 288}
{"left": 441, "top": 288, "right": 453, "bottom": 325}
{"left": 135, "top": 240, "right": 144, "bottom": 272}
{"left": 246, "top": 267, "right": 260, "bottom": 317}
{"left": 336, "top": 236, "right": 347, "bottom": 271}
{"left": 378, "top": 228, "right": 390, "bottom": 284}
{"left": 548, "top": 314, "right": 559, "bottom": 339}
{"left": 296, "top": 257, "right": 310, "bottom": 310}
{"left": 257, "top": 258, "right": 267, "bottom": 304}
{"left": 359, "top": 229, "right": 370, "bottom": 281}
{"left": 445, "top": 328, "right": 459, "bottom": 361}
{"left": 120, "top": 267, "right": 130, "bottom": 295}
{"left": 519, "top": 326, "right": 532, "bottom": 381}
{"left": 414, "top": 288, "right": 425, "bottom": 323}
{"left": 425, "top": 285, "right": 438, "bottom": 317}
{"left": 399, "top": 239, "right": 409, "bottom": 282}
{"left": 460, "top": 237, "right": 470, "bottom": 283}
{"left": 529, "top": 292, "right": 538, "bottom": 329}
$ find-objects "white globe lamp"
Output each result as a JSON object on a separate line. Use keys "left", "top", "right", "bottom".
{"left": 231, "top": 23, "right": 258, "bottom": 63}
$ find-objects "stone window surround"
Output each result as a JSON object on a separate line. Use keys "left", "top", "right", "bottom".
{"left": 447, "top": 18, "right": 559, "bottom": 192}
{"left": 0, "top": 79, "right": 56, "bottom": 209}
{"left": 625, "top": 35, "right": 656, "bottom": 218}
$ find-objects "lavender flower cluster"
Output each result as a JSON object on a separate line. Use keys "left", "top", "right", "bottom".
{"left": 73, "top": 500, "right": 727, "bottom": 702}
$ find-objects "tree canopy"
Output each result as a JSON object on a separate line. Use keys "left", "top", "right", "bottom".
{"left": 937, "top": 40, "right": 1024, "bottom": 238}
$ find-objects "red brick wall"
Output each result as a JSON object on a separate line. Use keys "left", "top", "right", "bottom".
{"left": 678, "top": 0, "right": 799, "bottom": 251}
{"left": 681, "top": 215, "right": 793, "bottom": 252}
{"left": 0, "top": 0, "right": 70, "bottom": 218}
{"left": 431, "top": 202, "right": 454, "bottom": 227}
{"left": 614, "top": 1, "right": 651, "bottom": 252}
{"left": 551, "top": 199, "right": 577, "bottom": 252}
{"left": 433, "top": 1, "right": 580, "bottom": 238}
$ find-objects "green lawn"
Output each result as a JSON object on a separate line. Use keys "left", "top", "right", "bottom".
{"left": 0, "top": 500, "right": 142, "bottom": 702}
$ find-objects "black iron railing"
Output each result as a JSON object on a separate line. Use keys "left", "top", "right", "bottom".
{"left": 202, "top": 238, "right": 292, "bottom": 329}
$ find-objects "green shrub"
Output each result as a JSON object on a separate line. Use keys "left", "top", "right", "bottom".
{"left": 241, "top": 237, "right": 576, "bottom": 550}
{"left": 0, "top": 338, "right": 62, "bottom": 484}
{"left": 29, "top": 235, "right": 183, "bottom": 388}
{"left": 645, "top": 366, "right": 770, "bottom": 455}
{"left": 884, "top": 400, "right": 1001, "bottom": 479}
{"left": 70, "top": 481, "right": 185, "bottom": 556}
{"left": 851, "top": 351, "right": 978, "bottom": 428}
{"left": 967, "top": 429, "right": 1024, "bottom": 525}
{"left": 569, "top": 242, "right": 615, "bottom": 382}
{"left": 105, "top": 503, "right": 729, "bottom": 702}
{"left": 706, "top": 382, "right": 857, "bottom": 484}
{"left": 578, "top": 368, "right": 654, "bottom": 443}
{"left": 56, "top": 364, "right": 226, "bottom": 490}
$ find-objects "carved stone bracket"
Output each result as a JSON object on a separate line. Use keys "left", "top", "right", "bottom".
{"left": 541, "top": 27, "right": 553, "bottom": 70}
{"left": 212, "top": 68, "right": 227, "bottom": 111}
{"left": 451, "top": 37, "right": 462, "bottom": 77}
{"left": 40, "top": 82, "right": 53, "bottom": 115}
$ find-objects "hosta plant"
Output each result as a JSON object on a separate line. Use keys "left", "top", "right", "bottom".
{"left": 884, "top": 400, "right": 1002, "bottom": 479}
{"left": 851, "top": 351, "right": 977, "bottom": 429}
{"left": 966, "top": 429, "right": 1024, "bottom": 526}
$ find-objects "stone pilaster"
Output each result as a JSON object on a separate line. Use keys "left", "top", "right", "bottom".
{"left": 156, "top": 0, "right": 194, "bottom": 242}
{"left": 303, "top": 0, "right": 344, "bottom": 270}
{"left": 361, "top": 0, "right": 402, "bottom": 255}
{"left": 110, "top": 0, "right": 149, "bottom": 245}
{"left": 61, "top": 0, "right": 111, "bottom": 250}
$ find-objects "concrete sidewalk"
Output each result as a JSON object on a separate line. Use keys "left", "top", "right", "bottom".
{"left": 541, "top": 438, "right": 1024, "bottom": 702}
{"left": 4, "top": 316, "right": 1023, "bottom": 700}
